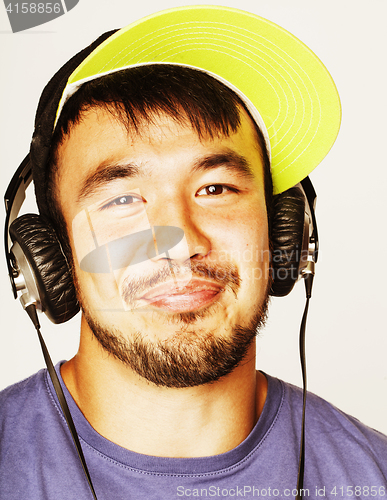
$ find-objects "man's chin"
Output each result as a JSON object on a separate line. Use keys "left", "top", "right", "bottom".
{"left": 81, "top": 293, "right": 269, "bottom": 389}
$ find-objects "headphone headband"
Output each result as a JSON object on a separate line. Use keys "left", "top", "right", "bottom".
{"left": 4, "top": 155, "right": 32, "bottom": 298}
{"left": 30, "top": 30, "right": 118, "bottom": 218}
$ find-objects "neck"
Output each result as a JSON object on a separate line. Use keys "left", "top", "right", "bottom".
{"left": 61, "top": 316, "right": 267, "bottom": 458}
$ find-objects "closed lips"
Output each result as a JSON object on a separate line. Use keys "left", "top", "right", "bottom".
{"left": 139, "top": 279, "right": 224, "bottom": 312}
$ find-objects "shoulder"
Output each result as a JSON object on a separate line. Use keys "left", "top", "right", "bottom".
{"left": 0, "top": 366, "right": 69, "bottom": 460}
{"left": 283, "top": 378, "right": 387, "bottom": 440}
{"left": 0, "top": 368, "right": 56, "bottom": 433}
{"left": 1, "top": 367, "right": 48, "bottom": 399}
{"left": 0, "top": 368, "right": 47, "bottom": 407}
{"left": 0, "top": 367, "right": 88, "bottom": 498}
{"left": 273, "top": 376, "right": 387, "bottom": 479}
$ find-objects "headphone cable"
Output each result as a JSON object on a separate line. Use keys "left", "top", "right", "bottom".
{"left": 295, "top": 272, "right": 314, "bottom": 499}
{"left": 25, "top": 304, "right": 98, "bottom": 500}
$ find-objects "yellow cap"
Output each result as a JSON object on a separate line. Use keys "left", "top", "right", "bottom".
{"left": 58, "top": 5, "right": 341, "bottom": 194}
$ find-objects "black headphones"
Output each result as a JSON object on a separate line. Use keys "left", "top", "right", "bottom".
{"left": 4, "top": 151, "right": 318, "bottom": 324}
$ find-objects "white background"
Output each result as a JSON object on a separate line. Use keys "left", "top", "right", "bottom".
{"left": 0, "top": 0, "right": 386, "bottom": 435}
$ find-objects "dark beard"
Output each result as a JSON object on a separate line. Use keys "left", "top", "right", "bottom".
{"left": 77, "top": 261, "right": 270, "bottom": 388}
{"left": 83, "top": 300, "right": 269, "bottom": 388}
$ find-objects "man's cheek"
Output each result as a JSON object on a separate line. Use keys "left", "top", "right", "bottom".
{"left": 71, "top": 200, "right": 193, "bottom": 313}
{"left": 83, "top": 272, "right": 123, "bottom": 310}
{"left": 239, "top": 248, "right": 270, "bottom": 286}
{"left": 71, "top": 208, "right": 98, "bottom": 268}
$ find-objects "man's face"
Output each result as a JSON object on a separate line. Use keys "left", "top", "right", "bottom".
{"left": 56, "top": 106, "right": 271, "bottom": 387}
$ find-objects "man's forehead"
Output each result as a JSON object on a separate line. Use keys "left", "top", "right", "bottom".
{"left": 58, "top": 104, "right": 262, "bottom": 167}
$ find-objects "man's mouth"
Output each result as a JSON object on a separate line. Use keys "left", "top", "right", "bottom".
{"left": 138, "top": 279, "right": 224, "bottom": 313}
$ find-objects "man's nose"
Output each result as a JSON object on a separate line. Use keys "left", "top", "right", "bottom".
{"left": 150, "top": 200, "right": 211, "bottom": 264}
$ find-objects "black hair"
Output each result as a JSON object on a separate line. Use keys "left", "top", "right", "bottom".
{"left": 46, "top": 65, "right": 272, "bottom": 257}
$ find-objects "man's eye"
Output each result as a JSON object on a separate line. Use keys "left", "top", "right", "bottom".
{"left": 115, "top": 195, "right": 136, "bottom": 205}
{"left": 102, "top": 195, "right": 142, "bottom": 209}
{"left": 197, "top": 185, "right": 232, "bottom": 196}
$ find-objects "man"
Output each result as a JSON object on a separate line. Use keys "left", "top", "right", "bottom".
{"left": 1, "top": 6, "right": 386, "bottom": 500}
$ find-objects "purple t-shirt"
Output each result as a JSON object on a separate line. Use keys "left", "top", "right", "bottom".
{"left": 1, "top": 364, "right": 386, "bottom": 499}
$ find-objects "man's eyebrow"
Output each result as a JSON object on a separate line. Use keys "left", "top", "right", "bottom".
{"left": 191, "top": 151, "right": 255, "bottom": 179}
{"left": 76, "top": 161, "right": 148, "bottom": 204}
{"left": 76, "top": 151, "right": 254, "bottom": 204}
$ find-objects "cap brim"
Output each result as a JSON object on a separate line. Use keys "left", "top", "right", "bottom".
{"left": 59, "top": 5, "right": 341, "bottom": 194}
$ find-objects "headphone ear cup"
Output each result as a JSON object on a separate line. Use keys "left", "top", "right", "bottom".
{"left": 9, "top": 213, "right": 79, "bottom": 324}
{"left": 270, "top": 187, "right": 306, "bottom": 297}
